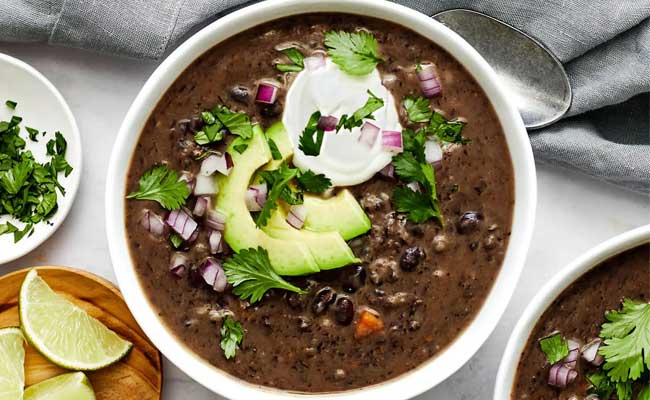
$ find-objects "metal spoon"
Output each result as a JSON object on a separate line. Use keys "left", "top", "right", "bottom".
{"left": 433, "top": 9, "right": 572, "bottom": 129}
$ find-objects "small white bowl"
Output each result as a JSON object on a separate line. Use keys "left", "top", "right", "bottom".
{"left": 0, "top": 53, "right": 82, "bottom": 265}
{"left": 106, "top": 1, "right": 536, "bottom": 398}
{"left": 494, "top": 225, "right": 650, "bottom": 399}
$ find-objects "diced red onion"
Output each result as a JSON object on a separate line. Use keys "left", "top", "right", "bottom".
{"left": 424, "top": 140, "right": 443, "bottom": 168}
{"left": 417, "top": 64, "right": 442, "bottom": 98}
{"left": 179, "top": 171, "right": 195, "bottom": 192}
{"left": 406, "top": 182, "right": 420, "bottom": 192}
{"left": 562, "top": 339, "right": 581, "bottom": 370}
{"left": 200, "top": 258, "right": 228, "bottom": 292}
{"left": 205, "top": 209, "right": 226, "bottom": 232}
{"left": 193, "top": 196, "right": 210, "bottom": 218}
{"left": 548, "top": 363, "right": 578, "bottom": 389}
{"left": 140, "top": 210, "right": 167, "bottom": 237}
{"left": 169, "top": 253, "right": 188, "bottom": 277}
{"left": 165, "top": 209, "right": 198, "bottom": 241}
{"left": 379, "top": 164, "right": 395, "bottom": 178}
{"left": 304, "top": 53, "right": 325, "bottom": 71}
{"left": 194, "top": 175, "right": 218, "bottom": 196}
{"left": 286, "top": 205, "right": 307, "bottom": 230}
{"left": 245, "top": 184, "right": 268, "bottom": 212}
{"left": 200, "top": 153, "right": 233, "bottom": 177}
{"left": 256, "top": 81, "right": 280, "bottom": 104}
{"left": 317, "top": 115, "right": 338, "bottom": 132}
{"left": 381, "top": 130, "right": 403, "bottom": 153}
{"left": 208, "top": 229, "right": 224, "bottom": 254}
{"left": 581, "top": 339, "right": 604, "bottom": 366}
{"left": 358, "top": 122, "right": 380, "bottom": 148}
{"left": 187, "top": 227, "right": 199, "bottom": 244}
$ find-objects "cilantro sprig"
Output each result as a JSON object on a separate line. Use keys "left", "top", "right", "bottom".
{"left": 126, "top": 165, "right": 190, "bottom": 210}
{"left": 256, "top": 162, "right": 300, "bottom": 227}
{"left": 324, "top": 31, "right": 382, "bottom": 76}
{"left": 538, "top": 333, "right": 569, "bottom": 365}
{"left": 402, "top": 96, "right": 432, "bottom": 123}
{"left": 403, "top": 95, "right": 470, "bottom": 144}
{"left": 223, "top": 247, "right": 307, "bottom": 303}
{"left": 220, "top": 316, "right": 244, "bottom": 360}
{"left": 296, "top": 170, "right": 331, "bottom": 194}
{"left": 336, "top": 90, "right": 384, "bottom": 132}
{"left": 194, "top": 106, "right": 253, "bottom": 145}
{"left": 298, "top": 111, "right": 325, "bottom": 156}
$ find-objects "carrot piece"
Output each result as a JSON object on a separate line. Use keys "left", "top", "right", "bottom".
{"left": 354, "top": 310, "right": 384, "bottom": 339}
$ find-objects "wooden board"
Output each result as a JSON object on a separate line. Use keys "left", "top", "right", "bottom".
{"left": 0, "top": 266, "right": 162, "bottom": 399}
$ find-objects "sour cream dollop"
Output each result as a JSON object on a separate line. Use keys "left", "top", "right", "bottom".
{"left": 283, "top": 58, "right": 402, "bottom": 187}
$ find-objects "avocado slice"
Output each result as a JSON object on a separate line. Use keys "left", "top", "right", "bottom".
{"left": 261, "top": 122, "right": 372, "bottom": 240}
{"left": 263, "top": 206, "right": 361, "bottom": 270}
{"left": 303, "top": 190, "right": 371, "bottom": 240}
{"left": 217, "top": 125, "right": 319, "bottom": 276}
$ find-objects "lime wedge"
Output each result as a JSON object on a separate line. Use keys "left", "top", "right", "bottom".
{"left": 24, "top": 372, "right": 95, "bottom": 400}
{"left": 19, "top": 269, "right": 132, "bottom": 370}
{"left": 0, "top": 327, "right": 25, "bottom": 400}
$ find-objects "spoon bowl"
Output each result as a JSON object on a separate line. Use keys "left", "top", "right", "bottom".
{"left": 434, "top": 9, "right": 572, "bottom": 129}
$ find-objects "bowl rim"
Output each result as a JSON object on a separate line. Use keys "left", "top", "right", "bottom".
{"left": 106, "top": 0, "right": 537, "bottom": 398}
{"left": 493, "top": 224, "right": 650, "bottom": 400}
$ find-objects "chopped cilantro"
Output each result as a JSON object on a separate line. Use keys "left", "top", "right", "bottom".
{"left": 220, "top": 316, "right": 244, "bottom": 360}
{"left": 26, "top": 127, "right": 39, "bottom": 142}
{"left": 5, "top": 100, "right": 17, "bottom": 109}
{"left": 169, "top": 233, "right": 183, "bottom": 249}
{"left": 336, "top": 90, "right": 384, "bottom": 132}
{"left": 402, "top": 96, "right": 432, "bottom": 123}
{"left": 324, "top": 31, "right": 382, "bottom": 75}
{"left": 126, "top": 165, "right": 190, "bottom": 210}
{"left": 393, "top": 186, "right": 438, "bottom": 223}
{"left": 233, "top": 143, "right": 248, "bottom": 154}
{"left": 223, "top": 247, "right": 307, "bottom": 303}
{"left": 539, "top": 333, "right": 569, "bottom": 365}
{"left": 268, "top": 138, "right": 282, "bottom": 160}
{"left": 297, "top": 170, "right": 331, "bottom": 194}
{"left": 212, "top": 106, "right": 253, "bottom": 139}
{"left": 599, "top": 299, "right": 650, "bottom": 382}
{"left": 275, "top": 48, "right": 304, "bottom": 72}
{"left": 298, "top": 111, "right": 325, "bottom": 156}
{"left": 276, "top": 64, "right": 303, "bottom": 72}
{"left": 428, "top": 112, "right": 469, "bottom": 144}
{"left": 256, "top": 162, "right": 299, "bottom": 227}
{"left": 200, "top": 111, "right": 216, "bottom": 125}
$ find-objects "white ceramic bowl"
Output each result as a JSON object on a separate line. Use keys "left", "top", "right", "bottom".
{"left": 494, "top": 225, "right": 650, "bottom": 399}
{"left": 0, "top": 53, "right": 82, "bottom": 264}
{"left": 106, "top": 1, "right": 536, "bottom": 398}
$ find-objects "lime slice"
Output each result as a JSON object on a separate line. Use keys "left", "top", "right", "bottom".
{"left": 24, "top": 372, "right": 95, "bottom": 400}
{"left": 0, "top": 327, "right": 25, "bottom": 400}
{"left": 19, "top": 269, "right": 132, "bottom": 370}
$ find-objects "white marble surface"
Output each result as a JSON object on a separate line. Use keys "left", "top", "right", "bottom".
{"left": 1, "top": 42, "right": 648, "bottom": 400}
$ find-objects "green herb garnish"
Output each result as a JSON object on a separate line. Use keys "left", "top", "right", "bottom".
{"left": 336, "top": 90, "right": 384, "bottom": 132}
{"left": 392, "top": 150, "right": 442, "bottom": 225}
{"left": 256, "top": 162, "right": 300, "bottom": 227}
{"left": 298, "top": 111, "right": 325, "bottom": 156}
{"left": 126, "top": 165, "right": 190, "bottom": 210}
{"left": 586, "top": 371, "right": 634, "bottom": 400}
{"left": 220, "top": 316, "right": 244, "bottom": 360}
{"left": 5, "top": 100, "right": 17, "bottom": 109}
{"left": 169, "top": 233, "right": 183, "bottom": 249}
{"left": 428, "top": 112, "right": 469, "bottom": 144}
{"left": 297, "top": 170, "right": 331, "bottom": 194}
{"left": 539, "top": 333, "right": 569, "bottom": 365}
{"left": 212, "top": 106, "right": 253, "bottom": 139}
{"left": 402, "top": 96, "right": 432, "bottom": 123}
{"left": 268, "top": 138, "right": 282, "bottom": 160}
{"left": 600, "top": 299, "right": 650, "bottom": 382}
{"left": 324, "top": 31, "right": 382, "bottom": 75}
{"left": 223, "top": 247, "right": 307, "bottom": 303}
{"left": 233, "top": 143, "right": 248, "bottom": 154}
{"left": 26, "top": 127, "right": 39, "bottom": 142}
{"left": 276, "top": 48, "right": 304, "bottom": 72}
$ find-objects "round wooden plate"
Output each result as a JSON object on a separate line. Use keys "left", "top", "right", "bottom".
{"left": 0, "top": 266, "right": 162, "bottom": 399}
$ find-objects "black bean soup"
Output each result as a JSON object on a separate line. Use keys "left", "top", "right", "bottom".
{"left": 512, "top": 244, "right": 650, "bottom": 399}
{"left": 125, "top": 14, "right": 514, "bottom": 391}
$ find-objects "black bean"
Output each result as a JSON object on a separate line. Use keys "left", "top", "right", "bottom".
{"left": 341, "top": 265, "right": 366, "bottom": 293}
{"left": 229, "top": 85, "right": 250, "bottom": 103}
{"left": 311, "top": 287, "right": 337, "bottom": 315}
{"left": 286, "top": 292, "right": 304, "bottom": 310}
{"left": 400, "top": 246, "right": 424, "bottom": 271}
{"left": 189, "top": 116, "right": 203, "bottom": 133}
{"left": 260, "top": 100, "right": 283, "bottom": 118}
{"left": 175, "top": 119, "right": 191, "bottom": 134}
{"left": 334, "top": 297, "right": 354, "bottom": 325}
{"left": 187, "top": 266, "right": 204, "bottom": 288}
{"left": 457, "top": 211, "right": 483, "bottom": 234}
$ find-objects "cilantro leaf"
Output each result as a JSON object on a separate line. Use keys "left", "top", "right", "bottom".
{"left": 233, "top": 143, "right": 248, "bottom": 154}
{"left": 126, "top": 165, "right": 190, "bottom": 210}
{"left": 401, "top": 128, "right": 427, "bottom": 163}
{"left": 0, "top": 222, "right": 18, "bottom": 237}
{"left": 392, "top": 152, "right": 422, "bottom": 183}
{"left": 392, "top": 186, "right": 437, "bottom": 223}
{"left": 324, "top": 31, "right": 382, "bottom": 75}
{"left": 276, "top": 64, "right": 303, "bottom": 73}
{"left": 5, "top": 100, "right": 17, "bottom": 109}
{"left": 281, "top": 48, "right": 305, "bottom": 67}
{"left": 0, "top": 160, "right": 33, "bottom": 195}
{"left": 268, "top": 138, "right": 282, "bottom": 160}
{"left": 223, "top": 247, "right": 307, "bottom": 303}
{"left": 428, "top": 112, "right": 470, "bottom": 144}
{"left": 298, "top": 111, "right": 325, "bottom": 156}
{"left": 402, "top": 96, "right": 432, "bottom": 123}
{"left": 257, "top": 163, "right": 299, "bottom": 227}
{"left": 169, "top": 232, "right": 184, "bottom": 249}
{"left": 45, "top": 132, "right": 67, "bottom": 156}
{"left": 220, "top": 316, "right": 244, "bottom": 360}
{"left": 539, "top": 333, "right": 569, "bottom": 365}
{"left": 638, "top": 387, "right": 650, "bottom": 400}
{"left": 26, "top": 127, "right": 39, "bottom": 142}
{"left": 599, "top": 299, "right": 650, "bottom": 382}
{"left": 297, "top": 170, "right": 331, "bottom": 193}
{"left": 337, "top": 90, "right": 384, "bottom": 132}
{"left": 212, "top": 106, "right": 253, "bottom": 139}
{"left": 13, "top": 223, "right": 33, "bottom": 242}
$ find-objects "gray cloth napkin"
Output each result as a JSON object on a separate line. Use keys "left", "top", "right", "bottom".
{"left": 2, "top": 0, "right": 649, "bottom": 192}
